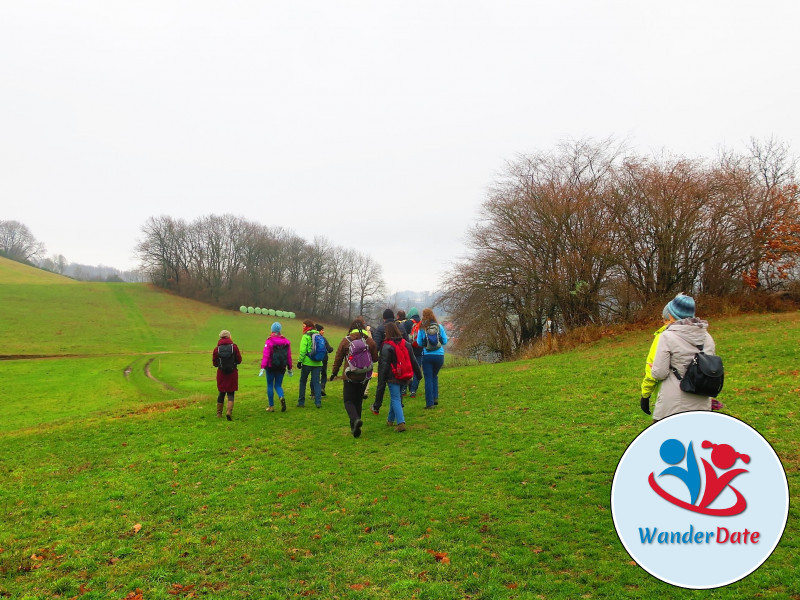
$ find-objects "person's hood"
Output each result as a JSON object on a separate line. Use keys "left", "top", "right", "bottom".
{"left": 217, "top": 338, "right": 234, "bottom": 346}
{"left": 667, "top": 317, "right": 709, "bottom": 345}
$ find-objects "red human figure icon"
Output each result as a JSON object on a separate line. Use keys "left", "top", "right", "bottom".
{"left": 698, "top": 441, "right": 750, "bottom": 513}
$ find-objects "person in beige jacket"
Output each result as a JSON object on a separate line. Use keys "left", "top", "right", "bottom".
{"left": 647, "top": 293, "right": 717, "bottom": 421}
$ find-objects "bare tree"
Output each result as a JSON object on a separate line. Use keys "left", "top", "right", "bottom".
{"left": 353, "top": 253, "right": 386, "bottom": 318}
{"left": 0, "top": 220, "right": 46, "bottom": 263}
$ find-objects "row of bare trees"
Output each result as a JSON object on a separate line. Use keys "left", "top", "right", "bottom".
{"left": 135, "top": 214, "right": 386, "bottom": 322}
{"left": 440, "top": 139, "right": 800, "bottom": 359}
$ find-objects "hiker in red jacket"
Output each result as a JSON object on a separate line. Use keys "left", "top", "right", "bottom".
{"left": 212, "top": 329, "right": 242, "bottom": 420}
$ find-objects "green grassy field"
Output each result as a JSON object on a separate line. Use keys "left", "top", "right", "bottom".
{"left": 1, "top": 258, "right": 798, "bottom": 599}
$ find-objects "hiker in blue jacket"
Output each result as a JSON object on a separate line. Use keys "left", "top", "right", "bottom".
{"left": 416, "top": 308, "right": 448, "bottom": 409}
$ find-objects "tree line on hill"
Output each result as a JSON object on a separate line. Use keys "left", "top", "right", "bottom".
{"left": 135, "top": 214, "right": 386, "bottom": 322}
{"left": 440, "top": 138, "right": 800, "bottom": 359}
{"left": 0, "top": 220, "right": 143, "bottom": 282}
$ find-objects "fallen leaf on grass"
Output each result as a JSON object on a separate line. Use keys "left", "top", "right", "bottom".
{"left": 348, "top": 581, "right": 371, "bottom": 590}
{"left": 168, "top": 583, "right": 196, "bottom": 597}
{"left": 122, "top": 589, "right": 144, "bottom": 600}
{"left": 426, "top": 549, "right": 450, "bottom": 564}
{"left": 30, "top": 554, "right": 44, "bottom": 561}
{"left": 133, "top": 523, "right": 142, "bottom": 534}
{"left": 505, "top": 583, "right": 519, "bottom": 589}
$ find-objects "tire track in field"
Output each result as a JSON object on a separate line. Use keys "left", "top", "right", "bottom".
{"left": 143, "top": 357, "right": 179, "bottom": 392}
{"left": 0, "top": 352, "right": 182, "bottom": 393}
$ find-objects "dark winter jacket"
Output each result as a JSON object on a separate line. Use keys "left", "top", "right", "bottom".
{"left": 377, "top": 337, "right": 422, "bottom": 386}
{"left": 321, "top": 335, "right": 334, "bottom": 367}
{"left": 373, "top": 319, "right": 409, "bottom": 352}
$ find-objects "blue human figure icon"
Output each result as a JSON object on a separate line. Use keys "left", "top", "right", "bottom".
{"left": 658, "top": 439, "right": 701, "bottom": 505}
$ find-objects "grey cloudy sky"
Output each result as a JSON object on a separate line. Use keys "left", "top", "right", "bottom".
{"left": 2, "top": 1, "right": 799, "bottom": 292}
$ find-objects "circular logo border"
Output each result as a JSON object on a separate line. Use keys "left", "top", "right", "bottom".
{"left": 610, "top": 411, "right": 790, "bottom": 589}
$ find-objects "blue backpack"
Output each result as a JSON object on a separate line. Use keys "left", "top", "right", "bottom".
{"left": 424, "top": 323, "right": 442, "bottom": 351}
{"left": 308, "top": 333, "right": 327, "bottom": 362}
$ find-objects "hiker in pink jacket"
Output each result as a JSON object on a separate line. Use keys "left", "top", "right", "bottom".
{"left": 259, "top": 322, "right": 293, "bottom": 413}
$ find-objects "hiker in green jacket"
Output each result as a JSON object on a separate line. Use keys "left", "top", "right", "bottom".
{"left": 297, "top": 319, "right": 324, "bottom": 408}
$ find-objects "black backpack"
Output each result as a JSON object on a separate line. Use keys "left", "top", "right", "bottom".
{"left": 271, "top": 343, "right": 289, "bottom": 369}
{"left": 217, "top": 343, "right": 237, "bottom": 373}
{"left": 672, "top": 345, "right": 724, "bottom": 397}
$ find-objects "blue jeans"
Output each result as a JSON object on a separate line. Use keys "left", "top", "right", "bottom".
{"left": 386, "top": 382, "right": 405, "bottom": 425}
{"left": 299, "top": 365, "right": 322, "bottom": 406}
{"left": 422, "top": 354, "right": 444, "bottom": 407}
{"left": 266, "top": 370, "right": 285, "bottom": 406}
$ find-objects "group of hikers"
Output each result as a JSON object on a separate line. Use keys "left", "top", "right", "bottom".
{"left": 214, "top": 292, "right": 723, "bottom": 433}
{"left": 212, "top": 308, "right": 447, "bottom": 437}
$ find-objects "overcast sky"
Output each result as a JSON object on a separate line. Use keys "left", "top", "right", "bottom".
{"left": 2, "top": 1, "right": 799, "bottom": 292}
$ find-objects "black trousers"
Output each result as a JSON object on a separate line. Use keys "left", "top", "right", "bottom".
{"left": 343, "top": 378, "right": 368, "bottom": 427}
{"left": 373, "top": 377, "right": 386, "bottom": 409}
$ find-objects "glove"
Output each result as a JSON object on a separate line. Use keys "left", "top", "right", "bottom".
{"left": 640, "top": 397, "right": 651, "bottom": 415}
{"left": 296, "top": 361, "right": 303, "bottom": 370}
{"left": 329, "top": 374, "right": 337, "bottom": 381}
{"left": 258, "top": 368, "right": 265, "bottom": 377}
{"left": 288, "top": 369, "right": 294, "bottom": 377}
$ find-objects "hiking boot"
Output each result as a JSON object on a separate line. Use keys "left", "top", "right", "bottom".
{"left": 386, "top": 421, "right": 395, "bottom": 426}
{"left": 395, "top": 423, "right": 407, "bottom": 433}
{"left": 370, "top": 404, "right": 379, "bottom": 416}
{"left": 409, "top": 392, "right": 416, "bottom": 398}
{"left": 226, "top": 400, "right": 234, "bottom": 420}
{"left": 297, "top": 401, "right": 305, "bottom": 408}
{"left": 321, "top": 391, "right": 327, "bottom": 397}
{"left": 280, "top": 398, "right": 287, "bottom": 412}
{"left": 216, "top": 402, "right": 224, "bottom": 418}
{"left": 434, "top": 400, "right": 438, "bottom": 405}
{"left": 226, "top": 415, "right": 232, "bottom": 421}
{"left": 315, "top": 402, "right": 322, "bottom": 408}
{"left": 352, "top": 419, "right": 363, "bottom": 438}
{"left": 266, "top": 406, "right": 275, "bottom": 412}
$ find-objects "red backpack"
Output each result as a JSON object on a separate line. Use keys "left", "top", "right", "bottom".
{"left": 410, "top": 320, "right": 422, "bottom": 348}
{"left": 386, "top": 339, "right": 413, "bottom": 381}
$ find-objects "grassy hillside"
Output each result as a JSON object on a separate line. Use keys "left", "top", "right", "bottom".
{"left": 0, "top": 256, "right": 79, "bottom": 285}
{"left": 0, "top": 258, "right": 346, "bottom": 432}
{"left": 0, "top": 259, "right": 798, "bottom": 599}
